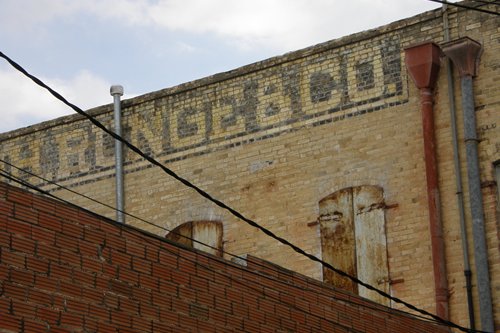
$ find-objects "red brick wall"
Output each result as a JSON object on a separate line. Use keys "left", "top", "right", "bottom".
{"left": 0, "top": 181, "right": 449, "bottom": 332}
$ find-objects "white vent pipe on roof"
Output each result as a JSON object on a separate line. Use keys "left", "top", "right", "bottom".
{"left": 111, "top": 85, "right": 125, "bottom": 224}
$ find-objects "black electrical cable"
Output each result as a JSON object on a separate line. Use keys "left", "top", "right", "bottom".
{"left": 469, "top": 0, "right": 500, "bottom": 5}
{"left": 0, "top": 169, "right": 464, "bottom": 329}
{"left": 428, "top": 0, "right": 500, "bottom": 15}
{"left": 0, "top": 51, "right": 485, "bottom": 333}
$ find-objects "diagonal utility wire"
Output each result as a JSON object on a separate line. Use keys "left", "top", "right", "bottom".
{"left": 428, "top": 0, "right": 500, "bottom": 15}
{"left": 469, "top": 0, "right": 500, "bottom": 5}
{"left": 0, "top": 51, "right": 485, "bottom": 333}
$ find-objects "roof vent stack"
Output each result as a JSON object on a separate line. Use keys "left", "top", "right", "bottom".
{"left": 111, "top": 85, "right": 125, "bottom": 224}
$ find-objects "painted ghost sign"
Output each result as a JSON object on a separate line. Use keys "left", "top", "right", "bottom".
{"left": 1, "top": 37, "right": 406, "bottom": 187}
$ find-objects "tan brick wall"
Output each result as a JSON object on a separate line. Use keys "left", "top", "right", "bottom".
{"left": 1, "top": 4, "right": 499, "bottom": 330}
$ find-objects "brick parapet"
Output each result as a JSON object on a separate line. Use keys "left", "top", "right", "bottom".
{"left": 0, "top": 181, "right": 450, "bottom": 332}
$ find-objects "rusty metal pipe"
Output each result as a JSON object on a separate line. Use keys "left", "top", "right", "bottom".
{"left": 420, "top": 87, "right": 449, "bottom": 320}
{"left": 404, "top": 43, "right": 449, "bottom": 320}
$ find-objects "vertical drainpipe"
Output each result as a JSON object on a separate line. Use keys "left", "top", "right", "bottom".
{"left": 441, "top": 37, "right": 494, "bottom": 333}
{"left": 404, "top": 43, "right": 449, "bottom": 320}
{"left": 111, "top": 85, "right": 125, "bottom": 224}
{"left": 441, "top": 5, "right": 475, "bottom": 329}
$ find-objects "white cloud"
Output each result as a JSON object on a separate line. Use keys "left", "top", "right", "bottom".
{"left": 0, "top": 67, "right": 114, "bottom": 133}
{"left": 0, "top": 0, "right": 79, "bottom": 35}
{"left": 1, "top": 0, "right": 443, "bottom": 51}
{"left": 174, "top": 42, "right": 198, "bottom": 54}
{"left": 79, "top": 0, "right": 151, "bottom": 25}
{"left": 50, "top": 70, "right": 114, "bottom": 109}
{"left": 144, "top": 0, "right": 442, "bottom": 50}
{"left": 146, "top": 0, "right": 331, "bottom": 50}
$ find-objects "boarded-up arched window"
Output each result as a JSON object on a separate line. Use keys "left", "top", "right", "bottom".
{"left": 166, "top": 221, "right": 223, "bottom": 257}
{"left": 319, "top": 185, "right": 389, "bottom": 305}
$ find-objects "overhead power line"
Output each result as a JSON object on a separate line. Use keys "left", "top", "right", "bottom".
{"left": 0, "top": 51, "right": 484, "bottom": 333}
{"left": 428, "top": 0, "right": 500, "bottom": 15}
{"left": 468, "top": 0, "right": 500, "bottom": 6}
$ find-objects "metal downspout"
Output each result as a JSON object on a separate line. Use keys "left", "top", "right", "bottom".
{"left": 441, "top": 5, "right": 475, "bottom": 329}
{"left": 442, "top": 37, "right": 494, "bottom": 333}
{"left": 111, "top": 85, "right": 125, "bottom": 224}
{"left": 404, "top": 43, "right": 449, "bottom": 320}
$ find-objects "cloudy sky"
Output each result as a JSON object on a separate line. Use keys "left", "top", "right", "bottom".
{"left": 0, "top": 0, "right": 447, "bottom": 134}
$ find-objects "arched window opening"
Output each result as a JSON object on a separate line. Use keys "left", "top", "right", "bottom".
{"left": 166, "top": 221, "right": 223, "bottom": 257}
{"left": 319, "top": 185, "right": 389, "bottom": 305}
